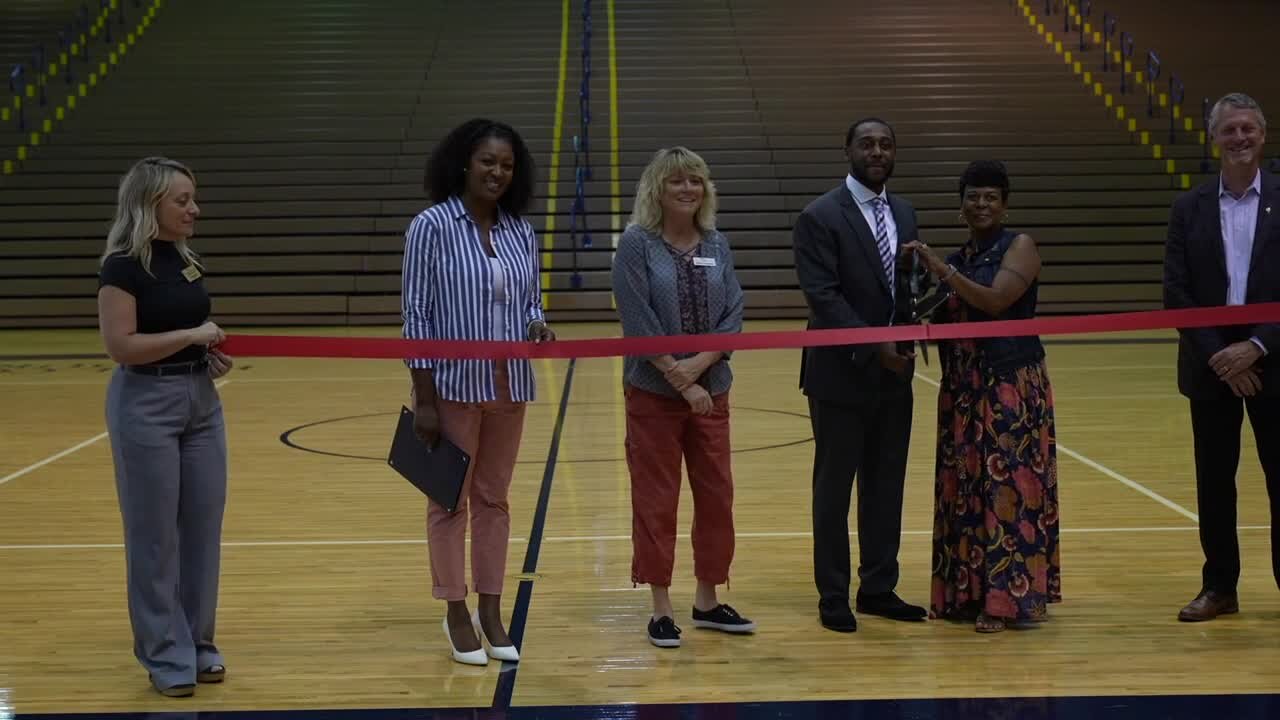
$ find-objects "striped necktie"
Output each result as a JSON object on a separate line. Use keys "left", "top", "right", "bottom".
{"left": 871, "top": 197, "right": 894, "bottom": 299}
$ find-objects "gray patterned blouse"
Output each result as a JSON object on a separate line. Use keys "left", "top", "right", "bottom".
{"left": 610, "top": 224, "right": 744, "bottom": 397}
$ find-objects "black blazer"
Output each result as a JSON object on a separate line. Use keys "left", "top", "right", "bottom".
{"left": 793, "top": 184, "right": 919, "bottom": 405}
{"left": 1163, "top": 169, "right": 1280, "bottom": 398}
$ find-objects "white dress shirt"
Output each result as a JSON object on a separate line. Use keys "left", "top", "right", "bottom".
{"left": 846, "top": 173, "right": 898, "bottom": 263}
{"left": 1219, "top": 170, "right": 1268, "bottom": 354}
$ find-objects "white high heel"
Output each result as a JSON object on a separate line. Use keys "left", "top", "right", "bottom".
{"left": 472, "top": 610, "right": 520, "bottom": 662}
{"left": 443, "top": 617, "right": 488, "bottom": 666}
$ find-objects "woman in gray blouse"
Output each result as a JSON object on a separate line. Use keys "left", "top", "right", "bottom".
{"left": 611, "top": 146, "right": 754, "bottom": 649}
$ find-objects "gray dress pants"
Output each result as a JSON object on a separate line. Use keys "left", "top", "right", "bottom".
{"left": 105, "top": 366, "right": 227, "bottom": 690}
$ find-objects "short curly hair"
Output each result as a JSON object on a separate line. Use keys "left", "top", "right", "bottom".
{"left": 958, "top": 160, "right": 1010, "bottom": 202}
{"left": 424, "top": 118, "right": 536, "bottom": 216}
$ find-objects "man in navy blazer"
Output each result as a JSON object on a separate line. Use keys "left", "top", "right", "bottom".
{"left": 792, "top": 118, "right": 927, "bottom": 632}
{"left": 1163, "top": 92, "right": 1280, "bottom": 622}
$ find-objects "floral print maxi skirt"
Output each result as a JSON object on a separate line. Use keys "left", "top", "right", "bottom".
{"left": 930, "top": 339, "right": 1061, "bottom": 622}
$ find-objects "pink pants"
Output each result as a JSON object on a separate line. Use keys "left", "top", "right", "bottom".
{"left": 624, "top": 384, "right": 735, "bottom": 587}
{"left": 426, "top": 366, "right": 526, "bottom": 601}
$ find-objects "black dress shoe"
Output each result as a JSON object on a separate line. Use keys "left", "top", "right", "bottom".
{"left": 856, "top": 591, "right": 927, "bottom": 621}
{"left": 1177, "top": 589, "right": 1240, "bottom": 622}
{"left": 819, "top": 600, "right": 858, "bottom": 632}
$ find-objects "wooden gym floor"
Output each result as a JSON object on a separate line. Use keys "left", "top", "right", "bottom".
{"left": 0, "top": 321, "right": 1277, "bottom": 719}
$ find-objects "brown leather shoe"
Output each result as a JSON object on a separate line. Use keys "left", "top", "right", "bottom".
{"left": 1177, "top": 590, "right": 1240, "bottom": 622}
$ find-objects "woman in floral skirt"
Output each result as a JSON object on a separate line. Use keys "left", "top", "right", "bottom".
{"left": 905, "top": 160, "right": 1060, "bottom": 633}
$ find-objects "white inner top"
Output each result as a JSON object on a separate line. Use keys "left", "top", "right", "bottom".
{"left": 490, "top": 256, "right": 508, "bottom": 340}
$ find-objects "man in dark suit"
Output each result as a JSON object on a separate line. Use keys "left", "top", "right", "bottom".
{"left": 1163, "top": 92, "right": 1280, "bottom": 622}
{"left": 792, "top": 118, "right": 927, "bottom": 632}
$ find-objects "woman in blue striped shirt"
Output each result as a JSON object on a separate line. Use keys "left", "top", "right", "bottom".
{"left": 401, "top": 118, "right": 554, "bottom": 666}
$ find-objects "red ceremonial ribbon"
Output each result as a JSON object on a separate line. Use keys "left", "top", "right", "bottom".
{"left": 217, "top": 302, "right": 1280, "bottom": 360}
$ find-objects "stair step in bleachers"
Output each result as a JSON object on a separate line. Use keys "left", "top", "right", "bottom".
{"left": 0, "top": 0, "right": 1216, "bottom": 327}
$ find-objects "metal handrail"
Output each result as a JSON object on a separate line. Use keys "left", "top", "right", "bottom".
{"left": 1168, "top": 74, "right": 1184, "bottom": 143}
{"left": 7, "top": 65, "right": 26, "bottom": 131}
{"left": 1101, "top": 12, "right": 1117, "bottom": 71}
{"left": 1118, "top": 31, "right": 1134, "bottom": 94}
{"left": 4, "top": 1, "right": 103, "bottom": 128}
{"left": 1077, "top": 0, "right": 1092, "bottom": 49}
{"left": 1008, "top": 2, "right": 1207, "bottom": 170}
{"left": 1145, "top": 50, "right": 1160, "bottom": 117}
{"left": 568, "top": 0, "right": 594, "bottom": 289}
{"left": 1201, "top": 97, "right": 1212, "bottom": 173}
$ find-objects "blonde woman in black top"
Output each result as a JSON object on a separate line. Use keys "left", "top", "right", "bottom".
{"left": 97, "top": 157, "right": 232, "bottom": 697}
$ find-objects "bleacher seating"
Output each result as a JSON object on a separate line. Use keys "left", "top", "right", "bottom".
{"left": 0, "top": 0, "right": 1254, "bottom": 327}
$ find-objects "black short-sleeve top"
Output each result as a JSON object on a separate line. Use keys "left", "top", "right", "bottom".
{"left": 98, "top": 241, "right": 210, "bottom": 364}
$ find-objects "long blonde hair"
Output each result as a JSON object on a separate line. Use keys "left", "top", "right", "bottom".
{"left": 101, "top": 157, "right": 201, "bottom": 275}
{"left": 628, "top": 146, "right": 718, "bottom": 234}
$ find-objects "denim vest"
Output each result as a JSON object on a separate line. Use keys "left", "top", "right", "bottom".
{"left": 946, "top": 229, "right": 1045, "bottom": 375}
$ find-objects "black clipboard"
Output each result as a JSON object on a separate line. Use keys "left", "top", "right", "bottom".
{"left": 387, "top": 406, "right": 471, "bottom": 512}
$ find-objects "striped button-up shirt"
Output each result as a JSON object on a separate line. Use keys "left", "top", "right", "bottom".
{"left": 401, "top": 195, "right": 546, "bottom": 402}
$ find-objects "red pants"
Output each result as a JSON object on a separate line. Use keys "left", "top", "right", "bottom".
{"left": 426, "top": 365, "right": 526, "bottom": 601}
{"left": 624, "top": 384, "right": 735, "bottom": 587}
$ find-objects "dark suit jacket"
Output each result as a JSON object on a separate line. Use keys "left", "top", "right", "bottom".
{"left": 793, "top": 184, "right": 919, "bottom": 405}
{"left": 1163, "top": 169, "right": 1280, "bottom": 398}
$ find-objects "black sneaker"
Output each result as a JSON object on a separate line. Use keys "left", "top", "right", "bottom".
{"left": 647, "top": 616, "right": 682, "bottom": 648}
{"left": 691, "top": 603, "right": 757, "bottom": 633}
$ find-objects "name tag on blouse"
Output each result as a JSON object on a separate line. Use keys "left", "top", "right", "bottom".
{"left": 181, "top": 265, "right": 202, "bottom": 282}
{"left": 692, "top": 257, "right": 717, "bottom": 268}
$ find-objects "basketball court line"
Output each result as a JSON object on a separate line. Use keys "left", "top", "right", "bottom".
{"left": 0, "top": 371, "right": 1205, "bottom": 544}
{"left": 0, "top": 377, "right": 408, "bottom": 386}
{"left": 1, "top": 526, "right": 1270, "bottom": 551}
{"left": 0, "top": 356, "right": 1175, "bottom": 387}
{"left": 0, "top": 379, "right": 232, "bottom": 488}
{"left": 0, "top": 432, "right": 110, "bottom": 488}
{"left": 0, "top": 368, "right": 1177, "bottom": 387}
{"left": 493, "top": 357, "right": 577, "bottom": 709}
{"left": 911, "top": 373, "right": 1200, "bottom": 522}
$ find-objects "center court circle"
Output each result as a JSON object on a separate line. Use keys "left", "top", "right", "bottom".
{"left": 279, "top": 402, "right": 813, "bottom": 464}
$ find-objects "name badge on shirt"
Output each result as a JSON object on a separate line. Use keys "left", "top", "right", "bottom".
{"left": 692, "top": 257, "right": 717, "bottom": 268}
{"left": 181, "top": 264, "right": 202, "bottom": 282}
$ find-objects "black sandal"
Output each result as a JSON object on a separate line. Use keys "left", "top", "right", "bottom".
{"left": 975, "top": 613, "right": 1007, "bottom": 633}
{"left": 197, "top": 664, "right": 226, "bottom": 683}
